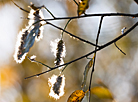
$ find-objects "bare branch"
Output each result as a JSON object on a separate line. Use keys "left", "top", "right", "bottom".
{"left": 46, "top": 21, "right": 100, "bottom": 47}
{"left": 25, "top": 21, "right": 138, "bottom": 79}
{"left": 88, "top": 16, "right": 104, "bottom": 102}
{"left": 61, "top": 19, "right": 72, "bottom": 39}
{"left": 42, "top": 13, "right": 138, "bottom": 21}
{"left": 27, "top": 56, "right": 52, "bottom": 69}
{"left": 73, "top": 0, "right": 79, "bottom": 6}
{"left": 114, "top": 42, "right": 126, "bottom": 55}
{"left": 11, "top": 0, "right": 30, "bottom": 13}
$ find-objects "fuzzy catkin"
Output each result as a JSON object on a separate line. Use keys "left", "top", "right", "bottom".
{"left": 14, "top": 3, "right": 44, "bottom": 63}
{"left": 55, "top": 40, "right": 64, "bottom": 66}
{"left": 53, "top": 76, "right": 63, "bottom": 95}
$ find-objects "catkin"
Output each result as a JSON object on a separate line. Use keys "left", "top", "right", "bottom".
{"left": 53, "top": 76, "right": 63, "bottom": 95}
{"left": 55, "top": 40, "right": 64, "bottom": 66}
{"left": 14, "top": 3, "right": 44, "bottom": 63}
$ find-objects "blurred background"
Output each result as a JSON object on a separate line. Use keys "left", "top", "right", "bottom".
{"left": 0, "top": 0, "right": 138, "bottom": 102}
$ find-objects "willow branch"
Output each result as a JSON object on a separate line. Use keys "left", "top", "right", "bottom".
{"left": 73, "top": 0, "right": 79, "bottom": 6}
{"left": 42, "top": 13, "right": 138, "bottom": 21}
{"left": 114, "top": 42, "right": 126, "bottom": 55}
{"left": 42, "top": 5, "right": 56, "bottom": 18}
{"left": 11, "top": 0, "right": 30, "bottom": 13}
{"left": 25, "top": 21, "right": 138, "bottom": 79}
{"left": 89, "top": 16, "right": 104, "bottom": 102}
{"left": 27, "top": 56, "right": 52, "bottom": 69}
{"left": 61, "top": 19, "right": 72, "bottom": 38}
{"left": 46, "top": 21, "right": 100, "bottom": 47}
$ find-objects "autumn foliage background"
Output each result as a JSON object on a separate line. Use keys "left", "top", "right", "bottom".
{"left": 0, "top": 0, "right": 138, "bottom": 102}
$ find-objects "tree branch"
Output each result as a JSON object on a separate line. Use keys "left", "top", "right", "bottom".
{"left": 46, "top": 21, "right": 100, "bottom": 47}
{"left": 25, "top": 21, "right": 138, "bottom": 79}
{"left": 89, "top": 16, "right": 104, "bottom": 102}
{"left": 114, "top": 42, "right": 126, "bottom": 55}
{"left": 42, "top": 13, "right": 138, "bottom": 21}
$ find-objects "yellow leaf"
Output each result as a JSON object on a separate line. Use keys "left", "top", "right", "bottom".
{"left": 91, "top": 86, "right": 113, "bottom": 99}
{"left": 67, "top": 90, "right": 85, "bottom": 102}
{"left": 78, "top": 0, "right": 90, "bottom": 16}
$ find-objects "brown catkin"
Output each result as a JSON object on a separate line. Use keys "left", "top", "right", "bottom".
{"left": 13, "top": 2, "right": 44, "bottom": 63}
{"left": 53, "top": 76, "right": 63, "bottom": 95}
{"left": 17, "top": 30, "right": 28, "bottom": 60}
{"left": 55, "top": 40, "right": 64, "bottom": 66}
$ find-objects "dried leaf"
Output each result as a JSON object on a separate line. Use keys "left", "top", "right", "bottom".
{"left": 81, "top": 58, "right": 93, "bottom": 90}
{"left": 67, "top": 90, "right": 85, "bottom": 102}
{"left": 91, "top": 86, "right": 113, "bottom": 99}
{"left": 78, "top": 0, "right": 90, "bottom": 16}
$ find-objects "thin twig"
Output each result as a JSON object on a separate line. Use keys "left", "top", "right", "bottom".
{"left": 27, "top": 57, "right": 52, "bottom": 69}
{"left": 11, "top": 0, "right": 30, "bottom": 13}
{"left": 30, "top": 13, "right": 138, "bottom": 26}
{"left": 41, "top": 13, "right": 138, "bottom": 21}
{"left": 25, "top": 21, "right": 138, "bottom": 79}
{"left": 11, "top": 0, "right": 138, "bottom": 21}
{"left": 46, "top": 21, "right": 100, "bottom": 47}
{"left": 61, "top": 64, "right": 68, "bottom": 73}
{"left": 73, "top": 0, "right": 79, "bottom": 6}
{"left": 29, "top": 20, "right": 99, "bottom": 47}
{"left": 114, "top": 42, "right": 126, "bottom": 55}
{"left": 42, "top": 5, "right": 56, "bottom": 18}
{"left": 88, "top": 16, "right": 104, "bottom": 102}
{"left": 61, "top": 19, "right": 72, "bottom": 39}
